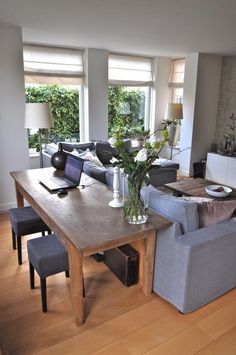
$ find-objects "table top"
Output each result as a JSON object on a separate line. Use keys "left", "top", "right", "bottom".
{"left": 165, "top": 178, "right": 236, "bottom": 199}
{"left": 11, "top": 168, "right": 172, "bottom": 256}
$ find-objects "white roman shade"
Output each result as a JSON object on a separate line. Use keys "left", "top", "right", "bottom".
{"left": 169, "top": 58, "right": 185, "bottom": 87}
{"left": 108, "top": 53, "right": 153, "bottom": 86}
{"left": 24, "top": 45, "right": 85, "bottom": 85}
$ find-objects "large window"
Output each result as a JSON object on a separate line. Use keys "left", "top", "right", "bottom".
{"left": 108, "top": 54, "right": 153, "bottom": 138}
{"left": 23, "top": 45, "right": 84, "bottom": 150}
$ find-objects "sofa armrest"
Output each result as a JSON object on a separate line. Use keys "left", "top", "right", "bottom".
{"left": 154, "top": 218, "right": 236, "bottom": 313}
{"left": 148, "top": 167, "right": 177, "bottom": 186}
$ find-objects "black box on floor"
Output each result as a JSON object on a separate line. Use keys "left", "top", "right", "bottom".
{"left": 104, "top": 244, "right": 139, "bottom": 287}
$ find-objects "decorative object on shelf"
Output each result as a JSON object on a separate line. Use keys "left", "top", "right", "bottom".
{"left": 163, "top": 103, "right": 183, "bottom": 160}
{"left": 25, "top": 103, "right": 54, "bottom": 168}
{"left": 109, "top": 127, "right": 169, "bottom": 224}
{"left": 51, "top": 143, "right": 67, "bottom": 170}
{"left": 109, "top": 166, "right": 124, "bottom": 208}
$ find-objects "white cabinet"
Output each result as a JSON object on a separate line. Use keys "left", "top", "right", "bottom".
{"left": 205, "top": 153, "right": 236, "bottom": 188}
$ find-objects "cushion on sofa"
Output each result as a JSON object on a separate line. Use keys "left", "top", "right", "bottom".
{"left": 73, "top": 142, "right": 95, "bottom": 152}
{"left": 197, "top": 200, "right": 236, "bottom": 227}
{"left": 146, "top": 185, "right": 199, "bottom": 234}
{"left": 95, "top": 142, "right": 117, "bottom": 164}
{"left": 77, "top": 150, "right": 104, "bottom": 167}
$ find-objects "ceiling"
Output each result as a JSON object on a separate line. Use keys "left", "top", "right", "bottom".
{"left": 1, "top": 0, "right": 236, "bottom": 57}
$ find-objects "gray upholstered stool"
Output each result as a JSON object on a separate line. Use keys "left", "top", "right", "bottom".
{"left": 27, "top": 234, "right": 69, "bottom": 312}
{"left": 9, "top": 206, "right": 51, "bottom": 265}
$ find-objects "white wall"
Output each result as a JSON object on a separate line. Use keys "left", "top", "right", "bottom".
{"left": 0, "top": 24, "right": 29, "bottom": 212}
{"left": 150, "top": 57, "right": 170, "bottom": 134}
{"left": 175, "top": 53, "right": 221, "bottom": 175}
{"left": 179, "top": 53, "right": 199, "bottom": 175}
{"left": 83, "top": 48, "right": 108, "bottom": 141}
{"left": 191, "top": 54, "right": 222, "bottom": 167}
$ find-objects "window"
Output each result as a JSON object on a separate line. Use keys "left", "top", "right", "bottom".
{"left": 168, "top": 58, "right": 185, "bottom": 145}
{"left": 23, "top": 45, "right": 84, "bottom": 150}
{"left": 108, "top": 53, "right": 153, "bottom": 138}
{"left": 169, "top": 58, "right": 185, "bottom": 104}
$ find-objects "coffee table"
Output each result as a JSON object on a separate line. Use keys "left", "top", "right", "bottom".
{"left": 11, "top": 167, "right": 172, "bottom": 326}
{"left": 165, "top": 178, "right": 236, "bottom": 199}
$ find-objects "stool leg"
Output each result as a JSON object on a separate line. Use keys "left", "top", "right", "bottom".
{"left": 29, "top": 262, "right": 35, "bottom": 289}
{"left": 40, "top": 278, "right": 47, "bottom": 312}
{"left": 11, "top": 228, "right": 16, "bottom": 250}
{"left": 47, "top": 230, "right": 51, "bottom": 235}
{"left": 65, "top": 270, "right": 70, "bottom": 278}
{"left": 17, "top": 235, "right": 22, "bottom": 265}
{"left": 42, "top": 231, "right": 45, "bottom": 237}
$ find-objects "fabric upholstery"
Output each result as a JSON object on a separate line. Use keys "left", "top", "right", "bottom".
{"left": 197, "top": 200, "right": 236, "bottom": 227}
{"left": 95, "top": 142, "right": 117, "bottom": 164}
{"left": 148, "top": 168, "right": 177, "bottom": 186}
{"left": 27, "top": 234, "right": 69, "bottom": 279}
{"left": 146, "top": 185, "right": 199, "bottom": 234}
{"left": 153, "top": 218, "right": 236, "bottom": 313}
{"left": 9, "top": 206, "right": 49, "bottom": 236}
{"left": 83, "top": 161, "right": 107, "bottom": 184}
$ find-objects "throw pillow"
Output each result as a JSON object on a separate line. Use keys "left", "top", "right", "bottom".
{"left": 95, "top": 142, "right": 117, "bottom": 164}
{"left": 80, "top": 150, "right": 104, "bottom": 167}
{"left": 197, "top": 200, "right": 236, "bottom": 228}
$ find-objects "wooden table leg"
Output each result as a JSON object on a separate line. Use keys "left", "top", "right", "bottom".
{"left": 67, "top": 240, "right": 84, "bottom": 326}
{"left": 140, "top": 229, "right": 156, "bottom": 296}
{"left": 15, "top": 182, "right": 24, "bottom": 207}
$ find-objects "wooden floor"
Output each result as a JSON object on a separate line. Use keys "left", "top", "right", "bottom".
{"left": 0, "top": 212, "right": 236, "bottom": 355}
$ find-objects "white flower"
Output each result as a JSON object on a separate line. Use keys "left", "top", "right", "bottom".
{"left": 110, "top": 157, "right": 119, "bottom": 164}
{"left": 108, "top": 137, "right": 116, "bottom": 147}
{"left": 134, "top": 148, "right": 147, "bottom": 162}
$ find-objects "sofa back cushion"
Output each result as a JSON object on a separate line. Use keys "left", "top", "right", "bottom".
{"left": 197, "top": 200, "right": 236, "bottom": 227}
{"left": 146, "top": 185, "right": 199, "bottom": 234}
{"left": 83, "top": 161, "right": 107, "bottom": 184}
{"left": 95, "top": 142, "right": 117, "bottom": 164}
{"left": 95, "top": 139, "right": 132, "bottom": 165}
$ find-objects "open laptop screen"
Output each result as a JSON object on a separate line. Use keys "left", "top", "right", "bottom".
{"left": 64, "top": 154, "right": 84, "bottom": 183}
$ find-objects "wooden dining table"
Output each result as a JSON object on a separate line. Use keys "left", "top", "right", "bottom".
{"left": 10, "top": 167, "right": 172, "bottom": 326}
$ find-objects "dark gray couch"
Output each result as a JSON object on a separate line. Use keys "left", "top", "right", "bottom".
{"left": 42, "top": 141, "right": 179, "bottom": 186}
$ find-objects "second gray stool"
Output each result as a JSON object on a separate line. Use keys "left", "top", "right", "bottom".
{"left": 27, "top": 234, "right": 69, "bottom": 312}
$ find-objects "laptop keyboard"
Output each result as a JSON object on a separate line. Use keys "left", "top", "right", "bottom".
{"left": 49, "top": 176, "right": 74, "bottom": 187}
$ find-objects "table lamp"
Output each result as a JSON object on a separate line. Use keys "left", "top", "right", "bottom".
{"left": 25, "top": 103, "right": 54, "bottom": 168}
{"left": 165, "top": 103, "right": 183, "bottom": 160}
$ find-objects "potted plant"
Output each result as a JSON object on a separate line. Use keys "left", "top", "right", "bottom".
{"left": 129, "top": 124, "right": 150, "bottom": 148}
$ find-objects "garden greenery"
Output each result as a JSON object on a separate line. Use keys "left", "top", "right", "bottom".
{"left": 25, "top": 85, "right": 145, "bottom": 149}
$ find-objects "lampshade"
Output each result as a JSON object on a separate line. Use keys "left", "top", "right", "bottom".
{"left": 165, "top": 103, "right": 183, "bottom": 121}
{"left": 25, "top": 103, "right": 53, "bottom": 129}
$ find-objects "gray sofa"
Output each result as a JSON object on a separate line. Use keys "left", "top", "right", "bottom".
{"left": 141, "top": 185, "right": 236, "bottom": 313}
{"left": 42, "top": 141, "right": 179, "bottom": 186}
{"left": 44, "top": 142, "right": 236, "bottom": 313}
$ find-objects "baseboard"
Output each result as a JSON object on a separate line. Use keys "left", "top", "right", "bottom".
{"left": 0, "top": 202, "right": 17, "bottom": 213}
{"left": 178, "top": 169, "right": 190, "bottom": 177}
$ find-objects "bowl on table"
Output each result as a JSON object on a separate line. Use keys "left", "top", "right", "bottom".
{"left": 205, "top": 184, "right": 232, "bottom": 197}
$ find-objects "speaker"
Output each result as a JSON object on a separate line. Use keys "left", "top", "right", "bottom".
{"left": 104, "top": 244, "right": 139, "bottom": 287}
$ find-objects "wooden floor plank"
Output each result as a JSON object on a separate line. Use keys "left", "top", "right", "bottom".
{"left": 195, "top": 327, "right": 236, "bottom": 355}
{"left": 0, "top": 213, "right": 235, "bottom": 355}
{"left": 196, "top": 299, "right": 236, "bottom": 340}
{"left": 143, "top": 326, "right": 212, "bottom": 355}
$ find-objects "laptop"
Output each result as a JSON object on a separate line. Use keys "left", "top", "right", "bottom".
{"left": 39, "top": 154, "right": 84, "bottom": 192}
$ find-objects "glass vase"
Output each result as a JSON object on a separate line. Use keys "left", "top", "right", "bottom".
{"left": 124, "top": 176, "right": 148, "bottom": 224}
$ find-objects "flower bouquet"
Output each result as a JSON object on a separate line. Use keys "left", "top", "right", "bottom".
{"left": 109, "top": 126, "right": 169, "bottom": 224}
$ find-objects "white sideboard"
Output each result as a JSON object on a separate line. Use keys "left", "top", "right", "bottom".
{"left": 205, "top": 153, "right": 236, "bottom": 188}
